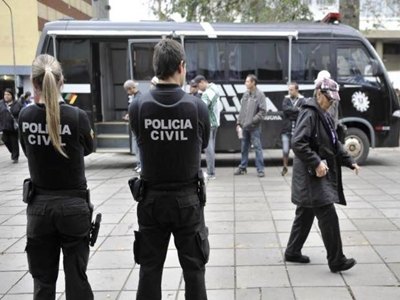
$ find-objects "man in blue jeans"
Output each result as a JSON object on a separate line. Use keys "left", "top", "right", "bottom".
{"left": 194, "top": 75, "right": 221, "bottom": 180}
{"left": 234, "top": 74, "right": 266, "bottom": 177}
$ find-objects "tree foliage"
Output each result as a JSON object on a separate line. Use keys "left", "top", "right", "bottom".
{"left": 150, "top": 0, "right": 313, "bottom": 22}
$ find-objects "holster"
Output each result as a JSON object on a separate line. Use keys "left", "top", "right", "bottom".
{"left": 197, "top": 170, "right": 206, "bottom": 206}
{"left": 22, "top": 178, "right": 35, "bottom": 204}
{"left": 86, "top": 190, "right": 102, "bottom": 247}
{"left": 128, "top": 177, "right": 144, "bottom": 202}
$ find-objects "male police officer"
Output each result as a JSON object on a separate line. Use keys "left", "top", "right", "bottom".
{"left": 129, "top": 39, "right": 210, "bottom": 300}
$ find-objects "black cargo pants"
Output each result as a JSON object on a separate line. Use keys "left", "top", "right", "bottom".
{"left": 134, "top": 187, "right": 209, "bottom": 300}
{"left": 285, "top": 203, "right": 346, "bottom": 268}
{"left": 25, "top": 195, "right": 94, "bottom": 300}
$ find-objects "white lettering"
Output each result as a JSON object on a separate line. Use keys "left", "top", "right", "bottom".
{"left": 22, "top": 122, "right": 29, "bottom": 132}
{"left": 61, "top": 125, "right": 71, "bottom": 135}
{"left": 165, "top": 131, "right": 174, "bottom": 140}
{"left": 145, "top": 119, "right": 192, "bottom": 141}
{"left": 171, "top": 119, "right": 180, "bottom": 130}
{"left": 28, "top": 134, "right": 35, "bottom": 144}
{"left": 144, "top": 119, "right": 152, "bottom": 129}
{"left": 150, "top": 130, "right": 159, "bottom": 140}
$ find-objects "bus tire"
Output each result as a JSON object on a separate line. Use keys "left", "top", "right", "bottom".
{"left": 344, "top": 127, "right": 370, "bottom": 165}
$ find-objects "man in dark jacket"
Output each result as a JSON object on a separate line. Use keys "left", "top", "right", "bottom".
{"left": 0, "top": 88, "right": 23, "bottom": 163}
{"left": 281, "top": 82, "right": 305, "bottom": 176}
{"left": 234, "top": 74, "right": 266, "bottom": 177}
{"left": 285, "top": 77, "right": 360, "bottom": 273}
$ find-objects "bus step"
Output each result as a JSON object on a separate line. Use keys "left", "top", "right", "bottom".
{"left": 95, "top": 122, "right": 130, "bottom": 135}
{"left": 96, "top": 134, "right": 130, "bottom": 149}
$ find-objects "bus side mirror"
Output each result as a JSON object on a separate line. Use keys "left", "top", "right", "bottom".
{"left": 369, "top": 59, "right": 383, "bottom": 76}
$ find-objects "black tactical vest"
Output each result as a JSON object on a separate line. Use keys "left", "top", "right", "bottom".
{"left": 136, "top": 92, "right": 202, "bottom": 185}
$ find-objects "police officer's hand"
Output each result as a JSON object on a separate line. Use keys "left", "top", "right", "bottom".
{"left": 315, "top": 161, "right": 329, "bottom": 177}
{"left": 352, "top": 163, "right": 361, "bottom": 175}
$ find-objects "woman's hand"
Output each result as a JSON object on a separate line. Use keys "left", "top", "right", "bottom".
{"left": 352, "top": 163, "right": 361, "bottom": 175}
{"left": 315, "top": 161, "right": 329, "bottom": 177}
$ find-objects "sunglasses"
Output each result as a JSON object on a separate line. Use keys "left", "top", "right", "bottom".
{"left": 322, "top": 92, "right": 335, "bottom": 103}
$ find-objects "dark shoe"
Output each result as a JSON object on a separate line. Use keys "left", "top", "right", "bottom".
{"left": 330, "top": 258, "right": 356, "bottom": 273}
{"left": 281, "top": 166, "right": 288, "bottom": 176}
{"left": 12, "top": 159, "right": 18, "bottom": 164}
{"left": 285, "top": 253, "right": 310, "bottom": 263}
{"left": 234, "top": 167, "right": 247, "bottom": 175}
{"left": 257, "top": 171, "right": 265, "bottom": 178}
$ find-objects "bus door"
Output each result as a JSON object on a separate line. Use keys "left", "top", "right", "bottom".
{"left": 128, "top": 39, "right": 161, "bottom": 92}
{"left": 334, "top": 42, "right": 388, "bottom": 162}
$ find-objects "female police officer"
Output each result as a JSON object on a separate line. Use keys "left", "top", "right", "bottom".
{"left": 19, "top": 54, "right": 94, "bottom": 299}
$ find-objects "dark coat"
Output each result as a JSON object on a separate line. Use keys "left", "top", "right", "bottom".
{"left": 291, "top": 98, "right": 354, "bottom": 207}
{"left": 0, "top": 99, "right": 23, "bottom": 132}
{"left": 281, "top": 95, "right": 305, "bottom": 134}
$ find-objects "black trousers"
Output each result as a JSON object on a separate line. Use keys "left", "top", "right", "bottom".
{"left": 2, "top": 130, "right": 19, "bottom": 160}
{"left": 285, "top": 204, "right": 346, "bottom": 268}
{"left": 134, "top": 188, "right": 209, "bottom": 300}
{"left": 26, "top": 195, "right": 94, "bottom": 300}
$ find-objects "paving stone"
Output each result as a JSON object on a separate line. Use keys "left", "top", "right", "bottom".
{"left": 351, "top": 286, "right": 400, "bottom": 300}
{"left": 235, "top": 220, "right": 275, "bottom": 233}
{"left": 374, "top": 246, "right": 400, "bottom": 263}
{"left": 236, "top": 248, "right": 283, "bottom": 266}
{"left": 293, "top": 287, "right": 353, "bottom": 300}
{"left": 352, "top": 218, "right": 398, "bottom": 231}
{"left": 287, "top": 265, "right": 346, "bottom": 287}
{"left": 342, "top": 264, "right": 399, "bottom": 286}
{"left": 363, "top": 231, "right": 400, "bottom": 245}
{"left": 261, "top": 287, "right": 295, "bottom": 300}
{"left": 236, "top": 233, "right": 280, "bottom": 248}
{"left": 236, "top": 265, "right": 289, "bottom": 288}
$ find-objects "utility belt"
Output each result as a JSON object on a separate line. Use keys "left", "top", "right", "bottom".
{"left": 22, "top": 178, "right": 102, "bottom": 247}
{"left": 128, "top": 170, "right": 206, "bottom": 206}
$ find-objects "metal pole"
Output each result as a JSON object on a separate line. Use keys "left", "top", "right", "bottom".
{"left": 1, "top": 0, "right": 17, "bottom": 94}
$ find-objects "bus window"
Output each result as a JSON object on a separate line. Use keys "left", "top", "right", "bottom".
{"left": 227, "top": 41, "right": 286, "bottom": 81}
{"left": 291, "top": 42, "right": 330, "bottom": 81}
{"left": 130, "top": 43, "right": 155, "bottom": 81}
{"left": 58, "top": 40, "right": 90, "bottom": 83}
{"left": 337, "top": 46, "right": 380, "bottom": 87}
{"left": 186, "top": 41, "right": 225, "bottom": 81}
{"left": 228, "top": 42, "right": 255, "bottom": 80}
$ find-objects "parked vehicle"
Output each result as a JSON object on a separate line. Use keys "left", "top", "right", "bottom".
{"left": 36, "top": 16, "right": 400, "bottom": 163}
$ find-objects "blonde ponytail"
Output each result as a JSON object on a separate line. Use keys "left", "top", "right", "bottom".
{"left": 31, "top": 54, "right": 68, "bottom": 158}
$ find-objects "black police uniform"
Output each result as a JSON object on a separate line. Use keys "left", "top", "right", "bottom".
{"left": 19, "top": 102, "right": 94, "bottom": 300}
{"left": 129, "top": 84, "right": 210, "bottom": 300}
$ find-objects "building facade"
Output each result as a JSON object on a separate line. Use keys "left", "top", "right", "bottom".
{"left": 0, "top": 0, "right": 109, "bottom": 97}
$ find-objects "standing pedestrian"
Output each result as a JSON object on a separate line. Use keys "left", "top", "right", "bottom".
{"left": 189, "top": 79, "right": 201, "bottom": 98}
{"left": 19, "top": 54, "right": 94, "bottom": 299}
{"left": 129, "top": 39, "right": 210, "bottom": 300}
{"left": 123, "top": 79, "right": 142, "bottom": 173}
{"left": 280, "top": 82, "right": 305, "bottom": 176}
{"left": 194, "top": 74, "right": 221, "bottom": 180}
{"left": 284, "top": 77, "right": 360, "bottom": 273}
{"left": 19, "top": 91, "right": 32, "bottom": 107}
{"left": 0, "top": 88, "right": 23, "bottom": 163}
{"left": 234, "top": 74, "right": 266, "bottom": 177}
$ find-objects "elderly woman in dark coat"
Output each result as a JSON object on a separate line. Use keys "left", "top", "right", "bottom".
{"left": 284, "top": 77, "right": 360, "bottom": 273}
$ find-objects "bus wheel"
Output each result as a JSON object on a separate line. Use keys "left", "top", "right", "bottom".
{"left": 344, "top": 128, "right": 370, "bottom": 165}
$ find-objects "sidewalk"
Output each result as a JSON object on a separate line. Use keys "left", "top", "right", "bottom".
{"left": 0, "top": 145, "right": 400, "bottom": 299}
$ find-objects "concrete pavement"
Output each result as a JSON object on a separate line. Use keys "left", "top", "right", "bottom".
{"left": 0, "top": 145, "right": 400, "bottom": 299}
